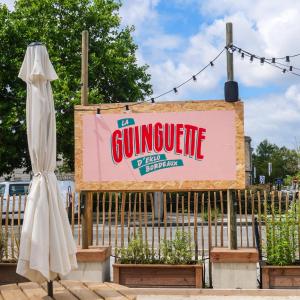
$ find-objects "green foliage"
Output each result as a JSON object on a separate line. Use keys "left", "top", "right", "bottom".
{"left": 253, "top": 140, "right": 299, "bottom": 183}
{"left": 117, "top": 229, "right": 196, "bottom": 265}
{"left": 264, "top": 201, "right": 298, "bottom": 266}
{"left": 0, "top": 0, "right": 152, "bottom": 175}
{"left": 160, "top": 230, "right": 193, "bottom": 264}
{"left": 116, "top": 232, "right": 153, "bottom": 264}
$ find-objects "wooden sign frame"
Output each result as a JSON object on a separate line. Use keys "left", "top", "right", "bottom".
{"left": 75, "top": 100, "right": 245, "bottom": 191}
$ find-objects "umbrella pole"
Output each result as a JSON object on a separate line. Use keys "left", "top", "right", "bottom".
{"left": 47, "top": 280, "right": 53, "bottom": 298}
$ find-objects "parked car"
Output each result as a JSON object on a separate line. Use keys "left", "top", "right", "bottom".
{"left": 0, "top": 181, "right": 30, "bottom": 219}
{"left": 281, "top": 186, "right": 299, "bottom": 200}
{"left": 0, "top": 180, "right": 78, "bottom": 220}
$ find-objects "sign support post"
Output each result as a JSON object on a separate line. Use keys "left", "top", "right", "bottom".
{"left": 81, "top": 30, "right": 93, "bottom": 249}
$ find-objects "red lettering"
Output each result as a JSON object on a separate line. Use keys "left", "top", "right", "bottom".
{"left": 184, "top": 124, "right": 198, "bottom": 156}
{"left": 154, "top": 122, "right": 163, "bottom": 152}
{"left": 141, "top": 124, "right": 153, "bottom": 152}
{"left": 111, "top": 130, "right": 123, "bottom": 163}
{"left": 164, "top": 123, "right": 175, "bottom": 151}
{"left": 175, "top": 124, "right": 184, "bottom": 154}
{"left": 124, "top": 127, "right": 134, "bottom": 159}
{"left": 196, "top": 128, "right": 206, "bottom": 160}
{"left": 134, "top": 126, "right": 140, "bottom": 155}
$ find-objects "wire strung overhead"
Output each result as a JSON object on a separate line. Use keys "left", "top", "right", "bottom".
{"left": 97, "top": 47, "right": 226, "bottom": 112}
{"left": 2, "top": 47, "right": 226, "bottom": 133}
{"left": 228, "top": 44, "right": 300, "bottom": 77}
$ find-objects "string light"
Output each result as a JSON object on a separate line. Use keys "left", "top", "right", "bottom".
{"left": 210, "top": 61, "right": 214, "bottom": 67}
{"left": 241, "top": 52, "right": 244, "bottom": 60}
{"left": 151, "top": 98, "right": 155, "bottom": 103}
{"left": 173, "top": 87, "right": 178, "bottom": 94}
{"left": 192, "top": 75, "right": 197, "bottom": 81}
{"left": 230, "top": 44, "right": 300, "bottom": 77}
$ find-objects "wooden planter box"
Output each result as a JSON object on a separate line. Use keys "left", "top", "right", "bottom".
{"left": 262, "top": 265, "right": 300, "bottom": 289}
{"left": 0, "top": 263, "right": 28, "bottom": 285}
{"left": 113, "top": 263, "right": 203, "bottom": 288}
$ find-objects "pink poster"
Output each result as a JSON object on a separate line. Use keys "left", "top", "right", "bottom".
{"left": 82, "top": 110, "right": 236, "bottom": 182}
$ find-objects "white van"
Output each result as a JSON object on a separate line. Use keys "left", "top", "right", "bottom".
{"left": 0, "top": 181, "right": 30, "bottom": 218}
{"left": 0, "top": 180, "right": 78, "bottom": 219}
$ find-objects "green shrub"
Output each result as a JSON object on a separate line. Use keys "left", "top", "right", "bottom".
{"left": 117, "top": 229, "right": 197, "bottom": 265}
{"left": 265, "top": 201, "right": 298, "bottom": 265}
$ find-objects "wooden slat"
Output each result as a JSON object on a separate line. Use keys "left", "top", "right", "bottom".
{"left": 108, "top": 192, "right": 112, "bottom": 245}
{"left": 157, "top": 193, "right": 161, "bottom": 257}
{"left": 143, "top": 193, "right": 148, "bottom": 244}
{"left": 201, "top": 193, "right": 205, "bottom": 260}
{"left": 102, "top": 192, "right": 106, "bottom": 246}
{"left": 17, "top": 195, "right": 21, "bottom": 238}
{"left": 5, "top": 196, "right": 9, "bottom": 260}
{"left": 42, "top": 281, "right": 78, "bottom": 300}
{"left": 169, "top": 194, "right": 172, "bottom": 241}
{"left": 0, "top": 284, "right": 26, "bottom": 300}
{"left": 244, "top": 190, "right": 249, "bottom": 247}
{"left": 138, "top": 193, "right": 142, "bottom": 236}
{"left": 121, "top": 192, "right": 125, "bottom": 248}
{"left": 96, "top": 192, "right": 100, "bottom": 245}
{"left": 250, "top": 191, "right": 255, "bottom": 247}
{"left": 220, "top": 191, "right": 224, "bottom": 247}
{"left": 71, "top": 192, "right": 75, "bottom": 237}
{"left": 181, "top": 195, "right": 184, "bottom": 232}
{"left": 133, "top": 193, "right": 137, "bottom": 237}
{"left": 60, "top": 280, "right": 100, "bottom": 300}
{"left": 127, "top": 193, "right": 131, "bottom": 244}
{"left": 78, "top": 192, "right": 81, "bottom": 246}
{"left": 213, "top": 192, "right": 217, "bottom": 247}
{"left": 150, "top": 193, "right": 154, "bottom": 252}
{"left": 194, "top": 192, "right": 198, "bottom": 260}
{"left": 176, "top": 194, "right": 179, "bottom": 230}
{"left": 85, "top": 282, "right": 127, "bottom": 300}
{"left": 115, "top": 192, "right": 119, "bottom": 249}
{"left": 163, "top": 193, "right": 167, "bottom": 240}
{"left": 19, "top": 282, "right": 51, "bottom": 300}
{"left": 257, "top": 191, "right": 262, "bottom": 245}
{"left": 187, "top": 192, "right": 191, "bottom": 240}
{"left": 238, "top": 190, "right": 243, "bottom": 248}
{"left": 11, "top": 195, "right": 15, "bottom": 260}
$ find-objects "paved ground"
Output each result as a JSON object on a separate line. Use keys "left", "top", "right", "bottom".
{"left": 0, "top": 281, "right": 300, "bottom": 300}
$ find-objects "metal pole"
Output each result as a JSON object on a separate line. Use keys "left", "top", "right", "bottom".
{"left": 80, "top": 30, "right": 93, "bottom": 248}
{"left": 47, "top": 281, "right": 53, "bottom": 298}
{"left": 226, "top": 22, "right": 234, "bottom": 81}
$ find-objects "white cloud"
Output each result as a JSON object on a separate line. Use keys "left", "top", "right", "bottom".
{"left": 245, "top": 84, "right": 300, "bottom": 148}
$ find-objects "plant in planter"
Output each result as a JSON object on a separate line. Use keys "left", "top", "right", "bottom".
{"left": 262, "top": 201, "right": 300, "bottom": 288}
{"left": 113, "top": 230, "right": 203, "bottom": 288}
{"left": 0, "top": 234, "right": 28, "bottom": 285}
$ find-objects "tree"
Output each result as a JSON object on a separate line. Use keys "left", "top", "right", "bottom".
{"left": 0, "top": 0, "right": 152, "bottom": 176}
{"left": 253, "top": 140, "right": 299, "bottom": 183}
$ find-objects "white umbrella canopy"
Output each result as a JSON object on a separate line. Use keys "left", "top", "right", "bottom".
{"left": 17, "top": 43, "right": 77, "bottom": 283}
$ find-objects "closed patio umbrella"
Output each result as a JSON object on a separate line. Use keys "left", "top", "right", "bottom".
{"left": 17, "top": 43, "right": 77, "bottom": 284}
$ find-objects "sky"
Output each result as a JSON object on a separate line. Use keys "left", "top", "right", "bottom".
{"left": 2, "top": 0, "right": 300, "bottom": 150}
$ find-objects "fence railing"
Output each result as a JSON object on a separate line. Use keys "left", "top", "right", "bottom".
{"left": 1, "top": 189, "right": 299, "bottom": 263}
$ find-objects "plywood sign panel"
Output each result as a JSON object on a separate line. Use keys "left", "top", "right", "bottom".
{"left": 75, "top": 100, "right": 245, "bottom": 191}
